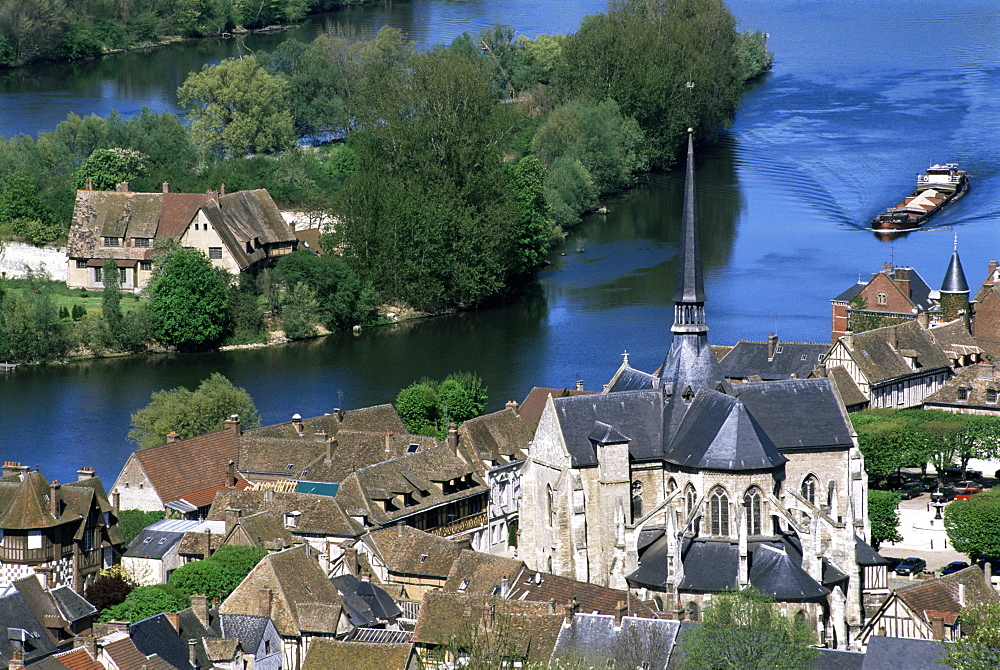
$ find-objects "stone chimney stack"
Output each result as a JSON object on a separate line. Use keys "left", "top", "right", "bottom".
{"left": 291, "top": 414, "right": 303, "bottom": 435}
{"left": 385, "top": 430, "right": 394, "bottom": 455}
{"left": 115, "top": 181, "right": 129, "bottom": 192}
{"left": 76, "top": 467, "right": 95, "bottom": 481}
{"left": 931, "top": 615, "right": 945, "bottom": 640}
{"left": 326, "top": 437, "right": 336, "bottom": 463}
{"left": 894, "top": 267, "right": 911, "bottom": 298}
{"left": 191, "top": 594, "right": 210, "bottom": 626}
{"left": 3, "top": 462, "right": 28, "bottom": 478}
{"left": 313, "top": 430, "right": 327, "bottom": 443}
{"left": 548, "top": 598, "right": 556, "bottom": 615}
{"left": 73, "top": 635, "right": 97, "bottom": 658}
{"left": 258, "top": 588, "right": 272, "bottom": 618}
{"left": 614, "top": 600, "right": 627, "bottom": 627}
{"left": 563, "top": 598, "right": 578, "bottom": 625}
{"left": 227, "top": 460, "right": 237, "bottom": 488}
{"left": 481, "top": 602, "right": 494, "bottom": 630}
{"left": 224, "top": 414, "right": 241, "bottom": 435}
{"left": 85, "top": 178, "right": 94, "bottom": 191}
{"left": 958, "top": 582, "right": 966, "bottom": 606}
{"left": 767, "top": 332, "right": 778, "bottom": 360}
{"left": 220, "top": 183, "right": 226, "bottom": 197}
{"left": 500, "top": 577, "right": 509, "bottom": 597}
{"left": 446, "top": 424, "right": 458, "bottom": 456}
{"left": 113, "top": 491, "right": 120, "bottom": 514}
{"left": 988, "top": 260, "right": 999, "bottom": 284}
{"left": 49, "top": 481, "right": 60, "bottom": 519}
{"left": 265, "top": 488, "right": 274, "bottom": 504}
{"left": 576, "top": 379, "right": 585, "bottom": 392}
{"left": 224, "top": 508, "right": 241, "bottom": 537}
{"left": 333, "top": 407, "right": 344, "bottom": 422}
{"left": 166, "top": 431, "right": 178, "bottom": 444}
{"left": 505, "top": 400, "right": 519, "bottom": 415}
{"left": 843, "top": 331, "right": 854, "bottom": 350}
{"left": 162, "top": 182, "right": 169, "bottom": 194}
{"left": 188, "top": 639, "right": 199, "bottom": 669}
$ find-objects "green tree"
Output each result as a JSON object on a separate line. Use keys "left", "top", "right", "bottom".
{"left": 676, "top": 588, "right": 818, "bottom": 669}
{"left": 128, "top": 372, "right": 261, "bottom": 448}
{"left": 274, "top": 250, "right": 376, "bottom": 331}
{"left": 394, "top": 372, "right": 488, "bottom": 437}
{"left": 868, "top": 490, "right": 903, "bottom": 550}
{"left": 97, "top": 584, "right": 189, "bottom": 623}
{"left": 147, "top": 248, "right": 230, "bottom": 349}
{"left": 0, "top": 290, "right": 67, "bottom": 363}
{"left": 945, "top": 488, "right": 1000, "bottom": 559}
{"left": 118, "top": 509, "right": 165, "bottom": 545}
{"left": 280, "top": 281, "right": 320, "bottom": 340}
{"left": 168, "top": 545, "right": 266, "bottom": 601}
{"left": 101, "top": 258, "right": 123, "bottom": 344}
{"left": 0, "top": 173, "right": 51, "bottom": 226}
{"left": 395, "top": 381, "right": 440, "bottom": 437}
{"left": 508, "top": 156, "right": 552, "bottom": 274}
{"left": 85, "top": 566, "right": 137, "bottom": 613}
{"left": 851, "top": 411, "right": 910, "bottom": 479}
{"left": 944, "top": 602, "right": 1000, "bottom": 670}
{"left": 74, "top": 148, "right": 147, "bottom": 191}
{"left": 178, "top": 55, "right": 295, "bottom": 158}
{"left": 737, "top": 30, "right": 773, "bottom": 82}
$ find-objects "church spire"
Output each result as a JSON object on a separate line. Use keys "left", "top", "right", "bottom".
{"left": 672, "top": 129, "right": 708, "bottom": 334}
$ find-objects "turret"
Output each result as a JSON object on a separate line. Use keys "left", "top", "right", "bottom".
{"left": 940, "top": 238, "right": 970, "bottom": 326}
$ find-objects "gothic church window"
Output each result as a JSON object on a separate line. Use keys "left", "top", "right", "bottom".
{"left": 631, "top": 481, "right": 643, "bottom": 521}
{"left": 744, "top": 487, "right": 762, "bottom": 536}
{"left": 685, "top": 484, "right": 697, "bottom": 517}
{"left": 708, "top": 487, "right": 730, "bottom": 536}
{"left": 546, "top": 485, "right": 554, "bottom": 527}
{"left": 802, "top": 475, "right": 818, "bottom": 505}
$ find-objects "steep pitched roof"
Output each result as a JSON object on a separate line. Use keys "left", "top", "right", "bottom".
{"left": 363, "top": 526, "right": 464, "bottom": 579}
{"left": 664, "top": 389, "right": 787, "bottom": 471}
{"left": 124, "top": 528, "right": 186, "bottom": 559}
{"left": 229, "top": 510, "right": 303, "bottom": 552}
{"left": 506, "top": 570, "right": 659, "bottom": 618}
{"left": 923, "top": 362, "right": 999, "bottom": 409}
{"left": 928, "top": 319, "right": 982, "bottom": 361}
{"left": 443, "top": 549, "right": 526, "bottom": 594}
{"left": 844, "top": 320, "right": 952, "bottom": 384}
{"left": 716, "top": 339, "right": 830, "bottom": 381}
{"left": 219, "top": 614, "right": 274, "bottom": 656}
{"left": 129, "top": 614, "right": 195, "bottom": 670}
{"left": 99, "top": 632, "right": 173, "bottom": 670}
{"left": 732, "top": 379, "right": 855, "bottom": 452}
{"left": 550, "top": 390, "right": 664, "bottom": 466}
{"left": 941, "top": 247, "right": 969, "bottom": 293}
{"left": 861, "top": 636, "right": 946, "bottom": 669}
{"left": 551, "top": 613, "right": 679, "bottom": 670}
{"left": 517, "top": 388, "right": 597, "bottom": 430}
{"left": 330, "top": 574, "right": 402, "bottom": 626}
{"left": 301, "top": 639, "right": 412, "bottom": 670}
{"left": 128, "top": 428, "right": 243, "bottom": 506}
{"left": 457, "top": 408, "right": 532, "bottom": 464}
{"left": 207, "top": 489, "right": 363, "bottom": 538}
{"left": 747, "top": 544, "right": 829, "bottom": 601}
{"left": 50, "top": 647, "right": 104, "bottom": 670}
{"left": 826, "top": 365, "right": 870, "bottom": 409}
{"left": 0, "top": 590, "right": 59, "bottom": 664}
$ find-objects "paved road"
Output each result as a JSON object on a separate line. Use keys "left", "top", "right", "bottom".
{"left": 876, "top": 491, "right": 967, "bottom": 574}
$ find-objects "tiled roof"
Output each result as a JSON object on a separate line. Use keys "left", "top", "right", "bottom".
{"left": 928, "top": 319, "right": 981, "bottom": 360}
{"left": 301, "top": 639, "right": 412, "bottom": 670}
{"left": 456, "top": 408, "right": 531, "bottom": 464}
{"left": 51, "top": 648, "right": 104, "bottom": 670}
{"left": 517, "top": 387, "right": 596, "bottom": 430}
{"left": 940, "top": 565, "right": 1000, "bottom": 608}
{"left": 845, "top": 321, "right": 951, "bottom": 384}
{"left": 174, "top": 481, "right": 251, "bottom": 510}
{"left": 826, "top": 365, "right": 870, "bottom": 408}
{"left": 924, "top": 362, "right": 999, "bottom": 409}
{"left": 101, "top": 634, "right": 172, "bottom": 670}
{"left": 363, "top": 526, "right": 464, "bottom": 579}
{"left": 176, "top": 525, "right": 227, "bottom": 558}
{"left": 443, "top": 549, "right": 526, "bottom": 594}
{"left": 128, "top": 428, "right": 241, "bottom": 506}
{"left": 895, "top": 579, "right": 962, "bottom": 625}
{"left": 230, "top": 510, "right": 303, "bottom": 552}
{"left": 506, "top": 570, "right": 659, "bottom": 618}
{"left": 551, "top": 613, "right": 679, "bottom": 669}
{"left": 716, "top": 339, "right": 830, "bottom": 381}
{"left": 207, "top": 489, "right": 363, "bottom": 538}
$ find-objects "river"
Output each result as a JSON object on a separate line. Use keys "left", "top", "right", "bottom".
{"left": 1, "top": 0, "right": 998, "bottom": 484}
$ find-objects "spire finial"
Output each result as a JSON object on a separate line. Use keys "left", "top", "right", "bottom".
{"left": 954, "top": 233, "right": 958, "bottom": 252}
{"left": 622, "top": 350, "right": 629, "bottom": 365}
{"left": 670, "top": 128, "right": 707, "bottom": 334}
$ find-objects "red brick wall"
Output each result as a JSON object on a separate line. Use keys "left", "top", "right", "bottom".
{"left": 974, "top": 291, "right": 1000, "bottom": 357}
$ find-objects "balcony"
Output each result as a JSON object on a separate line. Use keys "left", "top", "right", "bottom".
{"left": 428, "top": 511, "right": 487, "bottom": 538}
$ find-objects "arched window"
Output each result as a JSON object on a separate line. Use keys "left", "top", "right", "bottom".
{"left": 631, "top": 481, "right": 643, "bottom": 521}
{"left": 667, "top": 478, "right": 678, "bottom": 493}
{"left": 877, "top": 292, "right": 887, "bottom": 306}
{"left": 708, "top": 487, "right": 730, "bottom": 536}
{"left": 744, "top": 487, "right": 762, "bottom": 536}
{"left": 687, "top": 601, "right": 699, "bottom": 622}
{"left": 546, "top": 485, "right": 555, "bottom": 527}
{"left": 801, "top": 475, "right": 818, "bottom": 505}
{"left": 685, "top": 484, "right": 697, "bottom": 517}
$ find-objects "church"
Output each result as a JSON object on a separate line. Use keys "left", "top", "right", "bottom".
{"left": 519, "top": 132, "right": 887, "bottom": 649}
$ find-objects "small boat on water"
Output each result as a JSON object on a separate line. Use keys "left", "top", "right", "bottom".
{"left": 871, "top": 163, "right": 969, "bottom": 231}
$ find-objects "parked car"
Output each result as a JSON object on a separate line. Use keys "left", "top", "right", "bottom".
{"left": 955, "top": 487, "right": 982, "bottom": 501}
{"left": 895, "top": 557, "right": 927, "bottom": 576}
{"left": 931, "top": 487, "right": 957, "bottom": 502}
{"left": 943, "top": 467, "right": 983, "bottom": 479}
{"left": 898, "top": 482, "right": 928, "bottom": 499}
{"left": 883, "top": 556, "right": 904, "bottom": 572}
{"left": 885, "top": 473, "right": 908, "bottom": 489}
{"left": 941, "top": 561, "right": 970, "bottom": 575}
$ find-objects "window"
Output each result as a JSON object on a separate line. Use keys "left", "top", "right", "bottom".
{"left": 957, "top": 387, "right": 969, "bottom": 401}
{"left": 140, "top": 261, "right": 152, "bottom": 271}
{"left": 801, "top": 354, "right": 808, "bottom": 361}
{"left": 546, "top": 485, "right": 555, "bottom": 527}
{"left": 76, "top": 259, "right": 87, "bottom": 269}
{"left": 685, "top": 484, "right": 697, "bottom": 517}
{"left": 877, "top": 292, "right": 887, "bottom": 306}
{"left": 744, "top": 487, "right": 762, "bottom": 536}
{"left": 208, "top": 247, "right": 223, "bottom": 260}
{"left": 802, "top": 475, "right": 818, "bottom": 505}
{"left": 264, "top": 640, "right": 271, "bottom": 655}
{"left": 775, "top": 344, "right": 783, "bottom": 354}
{"left": 194, "top": 223, "right": 199, "bottom": 230}
{"left": 708, "top": 488, "right": 729, "bottom": 536}
{"left": 133, "top": 237, "right": 150, "bottom": 248}
{"left": 119, "top": 268, "right": 127, "bottom": 284}
{"left": 28, "top": 530, "right": 42, "bottom": 549}
{"left": 988, "top": 389, "right": 998, "bottom": 404}
{"left": 631, "top": 481, "right": 643, "bottom": 521}
{"left": 103, "top": 236, "right": 120, "bottom": 247}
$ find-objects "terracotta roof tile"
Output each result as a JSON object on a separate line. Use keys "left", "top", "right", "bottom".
{"left": 131, "top": 429, "right": 241, "bottom": 506}
{"left": 52, "top": 647, "right": 104, "bottom": 670}
{"left": 157, "top": 192, "right": 214, "bottom": 238}
{"left": 506, "top": 570, "right": 659, "bottom": 618}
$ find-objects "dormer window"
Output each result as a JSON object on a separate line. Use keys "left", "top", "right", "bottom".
{"left": 284, "top": 510, "right": 301, "bottom": 528}
{"left": 103, "top": 236, "right": 120, "bottom": 247}
{"left": 877, "top": 292, "right": 887, "bottom": 305}
{"left": 133, "top": 237, "right": 150, "bottom": 248}
{"left": 987, "top": 389, "right": 998, "bottom": 404}
{"left": 458, "top": 579, "right": 469, "bottom": 592}
{"left": 957, "top": 387, "right": 969, "bottom": 402}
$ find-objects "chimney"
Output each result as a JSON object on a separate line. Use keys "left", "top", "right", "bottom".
{"left": 397, "top": 522, "right": 404, "bottom": 537}
{"left": 224, "top": 414, "right": 241, "bottom": 435}
{"left": 548, "top": 598, "right": 556, "bottom": 615}
{"left": 73, "top": 635, "right": 97, "bottom": 658}
{"left": 115, "top": 181, "right": 129, "bottom": 192}
{"left": 49, "top": 481, "right": 60, "bottom": 519}
{"left": 113, "top": 491, "right": 120, "bottom": 514}
{"left": 481, "top": 602, "right": 494, "bottom": 630}
{"left": 343, "top": 547, "right": 359, "bottom": 575}
{"left": 162, "top": 181, "right": 169, "bottom": 194}
{"left": 188, "top": 639, "right": 199, "bottom": 669}
{"left": 227, "top": 459, "right": 237, "bottom": 488}
{"left": 166, "top": 431, "right": 178, "bottom": 444}
{"left": 985, "top": 562, "right": 993, "bottom": 588}
{"left": 958, "top": 582, "right": 966, "bottom": 606}
{"left": 220, "top": 183, "right": 226, "bottom": 197}
{"left": 505, "top": 400, "right": 519, "bottom": 415}
{"left": 34, "top": 567, "right": 50, "bottom": 590}
{"left": 881, "top": 262, "right": 893, "bottom": 274}
{"left": 894, "top": 267, "right": 911, "bottom": 298}
{"left": 9, "top": 648, "right": 24, "bottom": 669}
{"left": 77, "top": 466, "right": 95, "bottom": 481}
{"left": 843, "top": 331, "right": 854, "bottom": 350}
{"left": 886, "top": 327, "right": 897, "bottom": 349}
{"left": 614, "top": 600, "right": 627, "bottom": 627}
{"left": 291, "top": 414, "right": 303, "bottom": 435}
{"left": 191, "top": 594, "right": 210, "bottom": 626}
{"left": 224, "top": 508, "right": 241, "bottom": 536}
{"left": 385, "top": 429, "right": 394, "bottom": 455}
{"left": 500, "top": 577, "right": 509, "bottom": 597}
{"left": 767, "top": 332, "right": 778, "bottom": 360}
{"left": 3, "top": 462, "right": 28, "bottom": 478}
{"left": 265, "top": 488, "right": 274, "bottom": 504}
{"left": 931, "top": 615, "right": 945, "bottom": 640}
{"left": 446, "top": 423, "right": 458, "bottom": 455}
{"left": 313, "top": 430, "right": 327, "bottom": 443}
{"left": 987, "top": 260, "right": 999, "bottom": 285}
{"left": 85, "top": 178, "right": 94, "bottom": 191}
{"left": 258, "top": 588, "right": 272, "bottom": 618}
{"left": 563, "top": 598, "right": 578, "bottom": 625}
{"left": 333, "top": 407, "right": 344, "bottom": 422}
{"left": 575, "top": 379, "right": 585, "bottom": 392}
{"left": 325, "top": 437, "right": 336, "bottom": 463}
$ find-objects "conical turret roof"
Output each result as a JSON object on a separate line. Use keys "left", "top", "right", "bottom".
{"left": 941, "top": 242, "right": 969, "bottom": 293}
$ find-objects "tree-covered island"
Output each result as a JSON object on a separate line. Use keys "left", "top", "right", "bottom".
{"left": 0, "top": 0, "right": 773, "bottom": 363}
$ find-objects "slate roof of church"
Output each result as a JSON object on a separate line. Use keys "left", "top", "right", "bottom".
{"left": 855, "top": 535, "right": 890, "bottom": 566}
{"left": 861, "top": 636, "right": 946, "bottom": 669}
{"left": 664, "top": 389, "right": 787, "bottom": 471}
{"left": 551, "top": 390, "right": 664, "bottom": 466}
{"left": 517, "top": 387, "right": 596, "bottom": 430}
{"left": 941, "top": 248, "right": 969, "bottom": 293}
{"left": 748, "top": 544, "right": 830, "bottom": 601}
{"left": 551, "top": 613, "right": 680, "bottom": 670}
{"left": 716, "top": 339, "right": 830, "bottom": 380}
{"left": 731, "top": 379, "right": 854, "bottom": 451}
{"left": 605, "top": 365, "right": 658, "bottom": 393}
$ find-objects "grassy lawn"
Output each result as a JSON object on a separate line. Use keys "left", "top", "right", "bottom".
{"left": 2, "top": 278, "right": 146, "bottom": 319}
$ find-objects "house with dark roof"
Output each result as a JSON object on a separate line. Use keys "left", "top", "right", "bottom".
{"left": 91, "top": 629, "right": 177, "bottom": 670}
{"left": 330, "top": 574, "right": 402, "bottom": 628}
{"left": 519, "top": 132, "right": 881, "bottom": 651}
{"left": 715, "top": 333, "right": 830, "bottom": 382}
{"left": 66, "top": 184, "right": 297, "bottom": 292}
{"left": 220, "top": 544, "right": 350, "bottom": 670}
{"left": 551, "top": 610, "right": 680, "bottom": 670}
{"left": 122, "top": 519, "right": 225, "bottom": 586}
{"left": 923, "top": 362, "right": 1000, "bottom": 416}
{"left": 830, "top": 263, "right": 936, "bottom": 342}
{"left": 0, "top": 464, "right": 122, "bottom": 593}
{"left": 821, "top": 319, "right": 979, "bottom": 409}
{"left": 857, "top": 565, "right": 999, "bottom": 646}
{"left": 111, "top": 422, "right": 248, "bottom": 518}
{"left": 0, "top": 575, "right": 98, "bottom": 667}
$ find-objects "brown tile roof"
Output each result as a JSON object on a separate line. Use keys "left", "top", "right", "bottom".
{"left": 202, "top": 637, "right": 239, "bottom": 662}
{"left": 940, "top": 565, "right": 1000, "bottom": 608}
{"left": 929, "top": 319, "right": 982, "bottom": 360}
{"left": 176, "top": 526, "right": 226, "bottom": 558}
{"left": 157, "top": 192, "right": 215, "bottom": 238}
{"left": 301, "top": 639, "right": 412, "bottom": 670}
{"left": 228, "top": 510, "right": 303, "bottom": 552}
{"left": 131, "top": 428, "right": 241, "bottom": 506}
{"left": 443, "top": 549, "right": 526, "bottom": 594}
{"left": 180, "top": 481, "right": 251, "bottom": 509}
{"left": 518, "top": 388, "right": 597, "bottom": 430}
{"left": 924, "top": 363, "right": 1000, "bottom": 410}
{"left": 51, "top": 647, "right": 104, "bottom": 670}
{"left": 457, "top": 408, "right": 531, "bottom": 465}
{"left": 506, "top": 571, "right": 659, "bottom": 618}
{"left": 220, "top": 545, "right": 344, "bottom": 637}
{"left": 826, "top": 365, "right": 870, "bottom": 408}
{"left": 413, "top": 592, "right": 563, "bottom": 664}
{"left": 100, "top": 633, "right": 170, "bottom": 670}
{"left": 847, "top": 320, "right": 952, "bottom": 384}
{"left": 334, "top": 446, "right": 487, "bottom": 527}
{"left": 895, "top": 579, "right": 961, "bottom": 625}
{"left": 0, "top": 471, "right": 121, "bottom": 546}
{"left": 363, "top": 526, "right": 464, "bottom": 579}
{"left": 207, "top": 489, "right": 363, "bottom": 538}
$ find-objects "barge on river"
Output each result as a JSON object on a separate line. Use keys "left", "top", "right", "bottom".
{"left": 871, "top": 163, "right": 968, "bottom": 231}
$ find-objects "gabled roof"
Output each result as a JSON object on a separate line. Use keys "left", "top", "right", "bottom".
{"left": 747, "top": 544, "right": 829, "bottom": 601}
{"left": 363, "top": 525, "right": 465, "bottom": 579}
{"left": 456, "top": 408, "right": 532, "bottom": 464}
{"left": 664, "top": 389, "right": 787, "bottom": 471}
{"left": 833, "top": 281, "right": 867, "bottom": 303}
{"left": 551, "top": 613, "right": 679, "bottom": 670}
{"left": 855, "top": 535, "right": 890, "bottom": 566}
{"left": 301, "top": 639, "right": 412, "bottom": 670}
{"left": 229, "top": 510, "right": 303, "bottom": 552}
{"left": 443, "top": 549, "right": 526, "bottom": 595}
{"left": 124, "top": 528, "right": 186, "bottom": 559}
{"left": 207, "top": 489, "right": 362, "bottom": 538}
{"left": 50, "top": 647, "right": 105, "bottom": 670}
{"left": 126, "top": 428, "right": 243, "bottom": 507}
{"left": 732, "top": 379, "right": 855, "bottom": 452}
{"left": 129, "top": 614, "right": 195, "bottom": 670}
{"left": 826, "top": 365, "right": 870, "bottom": 409}
{"left": 924, "top": 362, "right": 1000, "bottom": 409}
{"left": 928, "top": 319, "right": 982, "bottom": 361}
{"left": 330, "top": 574, "right": 402, "bottom": 626}
{"left": 606, "top": 364, "right": 658, "bottom": 393}
{"left": 219, "top": 614, "right": 275, "bottom": 657}
{"left": 99, "top": 632, "right": 173, "bottom": 670}
{"left": 0, "top": 590, "right": 59, "bottom": 665}
{"left": 842, "top": 320, "right": 951, "bottom": 384}
{"left": 550, "top": 390, "right": 665, "bottom": 465}
{"left": 506, "top": 570, "right": 659, "bottom": 618}
{"left": 517, "top": 387, "right": 597, "bottom": 430}
{"left": 894, "top": 579, "right": 962, "bottom": 626}
{"left": 861, "top": 636, "right": 946, "bottom": 669}
{"left": 717, "top": 339, "right": 830, "bottom": 381}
